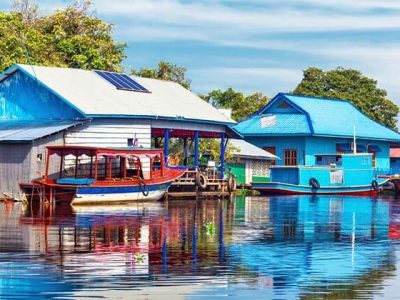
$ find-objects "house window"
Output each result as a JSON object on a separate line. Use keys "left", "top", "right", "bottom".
{"left": 370, "top": 152, "right": 376, "bottom": 167}
{"left": 263, "top": 146, "right": 276, "bottom": 165}
{"left": 284, "top": 149, "right": 297, "bottom": 166}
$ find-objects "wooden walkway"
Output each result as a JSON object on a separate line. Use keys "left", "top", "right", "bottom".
{"left": 166, "top": 170, "right": 233, "bottom": 198}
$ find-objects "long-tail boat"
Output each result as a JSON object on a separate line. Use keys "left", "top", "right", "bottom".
{"left": 23, "top": 146, "right": 186, "bottom": 204}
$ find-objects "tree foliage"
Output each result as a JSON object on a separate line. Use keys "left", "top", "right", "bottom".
{"left": 201, "top": 88, "right": 269, "bottom": 121}
{"left": 293, "top": 67, "right": 399, "bottom": 130}
{"left": 131, "top": 61, "right": 191, "bottom": 89}
{"left": 0, "top": 0, "right": 126, "bottom": 72}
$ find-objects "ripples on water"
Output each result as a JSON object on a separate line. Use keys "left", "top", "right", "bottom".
{"left": 1, "top": 195, "right": 400, "bottom": 299}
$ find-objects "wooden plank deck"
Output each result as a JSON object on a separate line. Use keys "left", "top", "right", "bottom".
{"left": 166, "top": 169, "right": 233, "bottom": 198}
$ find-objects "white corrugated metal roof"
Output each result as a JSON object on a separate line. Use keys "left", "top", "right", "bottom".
{"left": 15, "top": 64, "right": 235, "bottom": 125}
{"left": 0, "top": 121, "right": 83, "bottom": 142}
{"left": 230, "top": 139, "right": 279, "bottom": 160}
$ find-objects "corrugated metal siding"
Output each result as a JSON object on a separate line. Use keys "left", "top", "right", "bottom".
{"left": 0, "top": 143, "right": 32, "bottom": 195}
{"left": 65, "top": 120, "right": 151, "bottom": 148}
{"left": 65, "top": 120, "right": 152, "bottom": 176}
{"left": 30, "top": 133, "right": 64, "bottom": 181}
{"left": 0, "top": 132, "right": 65, "bottom": 195}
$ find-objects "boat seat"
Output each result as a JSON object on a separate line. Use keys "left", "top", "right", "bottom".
{"left": 56, "top": 178, "right": 95, "bottom": 185}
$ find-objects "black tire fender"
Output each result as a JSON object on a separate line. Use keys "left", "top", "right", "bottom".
{"left": 227, "top": 174, "right": 237, "bottom": 192}
{"left": 371, "top": 179, "right": 379, "bottom": 191}
{"left": 309, "top": 177, "right": 320, "bottom": 189}
{"left": 195, "top": 173, "right": 208, "bottom": 189}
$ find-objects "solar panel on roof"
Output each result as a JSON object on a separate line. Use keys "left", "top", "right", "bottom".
{"left": 94, "top": 70, "right": 150, "bottom": 93}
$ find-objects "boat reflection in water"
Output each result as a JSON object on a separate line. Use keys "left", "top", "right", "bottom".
{"left": 0, "top": 195, "right": 399, "bottom": 299}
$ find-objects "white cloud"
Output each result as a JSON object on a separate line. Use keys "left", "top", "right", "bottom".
{"left": 93, "top": 0, "right": 400, "bottom": 34}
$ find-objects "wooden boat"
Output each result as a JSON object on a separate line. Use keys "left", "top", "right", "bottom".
{"left": 24, "top": 146, "right": 186, "bottom": 204}
{"left": 252, "top": 153, "right": 388, "bottom": 196}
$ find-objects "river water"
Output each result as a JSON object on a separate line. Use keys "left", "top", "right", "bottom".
{"left": 1, "top": 195, "right": 400, "bottom": 299}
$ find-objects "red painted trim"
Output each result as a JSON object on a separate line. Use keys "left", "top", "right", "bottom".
{"left": 255, "top": 187, "right": 378, "bottom": 196}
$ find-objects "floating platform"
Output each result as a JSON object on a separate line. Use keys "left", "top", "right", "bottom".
{"left": 166, "top": 170, "right": 234, "bottom": 198}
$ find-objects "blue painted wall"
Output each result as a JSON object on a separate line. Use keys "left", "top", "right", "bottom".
{"left": 305, "top": 137, "right": 389, "bottom": 170}
{"left": 246, "top": 135, "right": 390, "bottom": 171}
{"left": 391, "top": 158, "right": 400, "bottom": 173}
{"left": 271, "top": 154, "right": 375, "bottom": 187}
{"left": 0, "top": 70, "right": 82, "bottom": 120}
{"left": 245, "top": 136, "right": 306, "bottom": 166}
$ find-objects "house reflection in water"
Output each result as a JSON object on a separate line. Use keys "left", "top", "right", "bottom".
{"left": 1, "top": 195, "right": 397, "bottom": 298}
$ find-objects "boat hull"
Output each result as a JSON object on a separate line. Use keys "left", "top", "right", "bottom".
{"left": 73, "top": 182, "right": 171, "bottom": 205}
{"left": 252, "top": 180, "right": 389, "bottom": 196}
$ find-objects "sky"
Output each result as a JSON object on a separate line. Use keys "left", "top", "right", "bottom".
{"left": 1, "top": 0, "right": 400, "bottom": 103}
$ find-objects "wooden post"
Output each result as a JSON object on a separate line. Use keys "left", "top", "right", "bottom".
{"left": 164, "top": 129, "right": 170, "bottom": 166}
{"left": 104, "top": 156, "right": 108, "bottom": 178}
{"left": 219, "top": 133, "right": 225, "bottom": 179}
{"left": 89, "top": 150, "right": 93, "bottom": 178}
{"left": 94, "top": 152, "right": 98, "bottom": 180}
{"left": 108, "top": 156, "right": 112, "bottom": 180}
{"left": 122, "top": 157, "right": 127, "bottom": 179}
{"left": 160, "top": 152, "right": 165, "bottom": 176}
{"left": 74, "top": 149, "right": 79, "bottom": 178}
{"left": 183, "top": 138, "right": 188, "bottom": 166}
{"left": 59, "top": 149, "right": 64, "bottom": 178}
{"left": 194, "top": 131, "right": 199, "bottom": 168}
{"left": 44, "top": 149, "right": 50, "bottom": 180}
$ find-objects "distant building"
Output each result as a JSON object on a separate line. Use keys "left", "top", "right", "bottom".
{"left": 0, "top": 64, "right": 239, "bottom": 195}
{"left": 390, "top": 147, "right": 400, "bottom": 173}
{"left": 227, "top": 139, "right": 278, "bottom": 186}
{"left": 235, "top": 93, "right": 400, "bottom": 171}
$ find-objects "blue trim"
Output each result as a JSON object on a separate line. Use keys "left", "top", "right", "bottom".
{"left": 77, "top": 182, "right": 171, "bottom": 194}
{"left": 240, "top": 132, "right": 400, "bottom": 142}
{"left": 57, "top": 178, "right": 95, "bottom": 185}
{"left": 251, "top": 180, "right": 388, "bottom": 195}
{"left": 164, "top": 128, "right": 170, "bottom": 165}
{"left": 86, "top": 114, "right": 235, "bottom": 125}
{"left": 194, "top": 130, "right": 199, "bottom": 167}
{"left": 168, "top": 165, "right": 188, "bottom": 170}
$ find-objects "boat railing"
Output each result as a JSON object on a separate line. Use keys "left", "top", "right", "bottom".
{"left": 375, "top": 168, "right": 400, "bottom": 177}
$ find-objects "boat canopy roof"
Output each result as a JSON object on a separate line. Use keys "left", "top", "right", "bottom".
{"left": 46, "top": 145, "right": 163, "bottom": 157}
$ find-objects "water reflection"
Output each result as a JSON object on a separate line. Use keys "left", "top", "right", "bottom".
{"left": 0, "top": 195, "right": 400, "bottom": 299}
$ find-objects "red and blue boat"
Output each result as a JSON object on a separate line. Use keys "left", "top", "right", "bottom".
{"left": 252, "top": 153, "right": 388, "bottom": 196}
{"left": 27, "top": 146, "right": 186, "bottom": 204}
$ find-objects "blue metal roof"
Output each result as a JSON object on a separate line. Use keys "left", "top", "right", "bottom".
{"left": 234, "top": 113, "right": 311, "bottom": 136}
{"left": 0, "top": 120, "right": 83, "bottom": 143}
{"left": 236, "top": 93, "right": 400, "bottom": 142}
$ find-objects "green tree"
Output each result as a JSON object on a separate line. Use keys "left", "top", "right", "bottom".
{"left": 202, "top": 88, "right": 269, "bottom": 121}
{"left": 293, "top": 67, "right": 399, "bottom": 130}
{"left": 131, "top": 61, "right": 191, "bottom": 89}
{"left": 0, "top": 0, "right": 126, "bottom": 72}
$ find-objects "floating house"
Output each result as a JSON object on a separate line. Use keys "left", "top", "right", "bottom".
{"left": 0, "top": 64, "right": 239, "bottom": 195}
{"left": 227, "top": 139, "right": 278, "bottom": 186}
{"left": 235, "top": 93, "right": 400, "bottom": 171}
{"left": 390, "top": 147, "right": 400, "bottom": 173}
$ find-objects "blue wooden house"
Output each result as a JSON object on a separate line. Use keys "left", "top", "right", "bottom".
{"left": 235, "top": 93, "right": 400, "bottom": 172}
{"left": 0, "top": 64, "right": 239, "bottom": 195}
